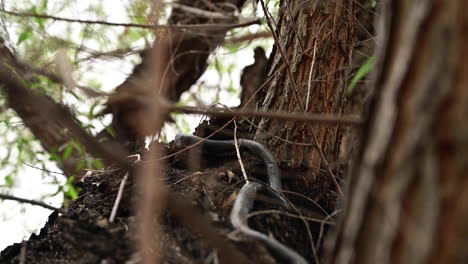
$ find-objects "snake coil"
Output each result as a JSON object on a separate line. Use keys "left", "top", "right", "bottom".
{"left": 175, "top": 134, "right": 308, "bottom": 264}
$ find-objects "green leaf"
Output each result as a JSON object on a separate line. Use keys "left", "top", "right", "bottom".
{"left": 5, "top": 175, "right": 15, "bottom": 188}
{"left": 105, "top": 126, "right": 117, "bottom": 138}
{"left": 31, "top": 4, "right": 47, "bottom": 30}
{"left": 88, "top": 103, "right": 97, "bottom": 118}
{"left": 92, "top": 159, "right": 104, "bottom": 169}
{"left": 75, "top": 160, "right": 86, "bottom": 171}
{"left": 370, "top": 0, "right": 377, "bottom": 8}
{"left": 126, "top": 28, "right": 144, "bottom": 44}
{"left": 71, "top": 140, "right": 85, "bottom": 155}
{"left": 50, "top": 152, "right": 61, "bottom": 162}
{"left": 64, "top": 176, "right": 79, "bottom": 199}
{"left": 347, "top": 56, "right": 376, "bottom": 96}
{"left": 62, "top": 144, "right": 74, "bottom": 160}
{"left": 17, "top": 28, "right": 33, "bottom": 45}
{"left": 34, "top": 17, "right": 46, "bottom": 30}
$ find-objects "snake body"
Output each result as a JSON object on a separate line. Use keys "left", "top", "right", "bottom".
{"left": 174, "top": 134, "right": 308, "bottom": 264}
{"left": 174, "top": 134, "right": 282, "bottom": 190}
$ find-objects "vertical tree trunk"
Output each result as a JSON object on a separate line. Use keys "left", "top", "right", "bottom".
{"left": 328, "top": 0, "right": 468, "bottom": 263}
{"left": 255, "top": 0, "right": 356, "bottom": 187}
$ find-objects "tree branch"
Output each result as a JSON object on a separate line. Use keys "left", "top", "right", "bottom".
{"left": 0, "top": 43, "right": 130, "bottom": 177}
{"left": 106, "top": 0, "right": 250, "bottom": 144}
{"left": 0, "top": 193, "right": 64, "bottom": 213}
{"left": 227, "top": 31, "right": 272, "bottom": 44}
{"left": 2, "top": 9, "right": 259, "bottom": 31}
{"left": 164, "top": 102, "right": 363, "bottom": 126}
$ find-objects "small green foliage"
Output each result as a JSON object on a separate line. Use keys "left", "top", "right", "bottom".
{"left": 62, "top": 144, "right": 74, "bottom": 160}
{"left": 88, "top": 103, "right": 98, "bottom": 119}
{"left": 227, "top": 82, "right": 237, "bottom": 94}
{"left": 2, "top": 175, "right": 15, "bottom": 188}
{"left": 31, "top": 6, "right": 47, "bottom": 30}
{"left": 17, "top": 28, "right": 33, "bottom": 45}
{"left": 347, "top": 56, "right": 376, "bottom": 96}
{"left": 86, "top": 79, "right": 102, "bottom": 90}
{"left": 55, "top": 176, "right": 80, "bottom": 200}
{"left": 92, "top": 159, "right": 104, "bottom": 170}
{"left": 70, "top": 139, "right": 85, "bottom": 155}
{"left": 64, "top": 176, "right": 79, "bottom": 199}
{"left": 224, "top": 42, "right": 242, "bottom": 54}
{"left": 370, "top": 0, "right": 377, "bottom": 8}
{"left": 75, "top": 159, "right": 87, "bottom": 171}
{"left": 49, "top": 151, "right": 61, "bottom": 162}
{"left": 105, "top": 126, "right": 117, "bottom": 138}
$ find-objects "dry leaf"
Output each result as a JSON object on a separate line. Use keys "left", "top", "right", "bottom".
{"left": 190, "top": 171, "right": 205, "bottom": 183}
{"left": 222, "top": 191, "right": 237, "bottom": 208}
{"left": 226, "top": 170, "right": 235, "bottom": 183}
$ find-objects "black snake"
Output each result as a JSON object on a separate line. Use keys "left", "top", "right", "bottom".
{"left": 174, "top": 134, "right": 308, "bottom": 264}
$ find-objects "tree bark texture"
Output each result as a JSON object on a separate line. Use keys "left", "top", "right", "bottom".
{"left": 0, "top": 43, "right": 128, "bottom": 177}
{"left": 254, "top": 0, "right": 356, "bottom": 187}
{"left": 106, "top": 0, "right": 248, "bottom": 144}
{"left": 0, "top": 1, "right": 251, "bottom": 175}
{"left": 328, "top": 0, "right": 468, "bottom": 263}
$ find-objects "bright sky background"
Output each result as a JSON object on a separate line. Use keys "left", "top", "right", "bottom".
{"left": 0, "top": 0, "right": 271, "bottom": 251}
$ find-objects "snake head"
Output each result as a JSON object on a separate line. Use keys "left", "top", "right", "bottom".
{"left": 174, "top": 134, "right": 197, "bottom": 148}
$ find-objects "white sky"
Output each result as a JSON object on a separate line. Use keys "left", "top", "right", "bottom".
{"left": 0, "top": 0, "right": 271, "bottom": 251}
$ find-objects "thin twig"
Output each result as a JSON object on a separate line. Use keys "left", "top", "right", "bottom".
{"left": 2, "top": 9, "right": 260, "bottom": 31}
{"left": 16, "top": 56, "right": 108, "bottom": 98}
{"left": 306, "top": 35, "right": 318, "bottom": 110}
{"left": 163, "top": 102, "right": 363, "bottom": 126}
{"left": 233, "top": 122, "right": 249, "bottom": 182}
{"left": 109, "top": 172, "right": 129, "bottom": 223}
{"left": 316, "top": 209, "right": 341, "bottom": 251}
{"left": 171, "top": 3, "right": 235, "bottom": 20}
{"left": 157, "top": 72, "right": 277, "bottom": 161}
{"left": 284, "top": 1, "right": 306, "bottom": 53}
{"left": 226, "top": 31, "right": 272, "bottom": 44}
{"left": 247, "top": 209, "right": 334, "bottom": 225}
{"left": 20, "top": 160, "right": 67, "bottom": 176}
{"left": 281, "top": 190, "right": 332, "bottom": 219}
{"left": 306, "top": 15, "right": 331, "bottom": 109}
{"left": 0, "top": 194, "right": 64, "bottom": 213}
{"left": 240, "top": 116, "right": 316, "bottom": 146}
{"left": 277, "top": 192, "right": 320, "bottom": 264}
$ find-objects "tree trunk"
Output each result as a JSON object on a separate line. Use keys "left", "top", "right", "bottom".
{"left": 328, "top": 0, "right": 468, "bottom": 263}
{"left": 254, "top": 0, "right": 356, "bottom": 189}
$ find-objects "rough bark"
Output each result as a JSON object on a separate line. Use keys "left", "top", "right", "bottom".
{"left": 254, "top": 0, "right": 356, "bottom": 188}
{"left": 0, "top": 43, "right": 129, "bottom": 177}
{"left": 240, "top": 47, "right": 268, "bottom": 109}
{"left": 106, "top": 0, "right": 249, "bottom": 146}
{"left": 0, "top": 1, "right": 251, "bottom": 176}
{"left": 328, "top": 0, "right": 468, "bottom": 263}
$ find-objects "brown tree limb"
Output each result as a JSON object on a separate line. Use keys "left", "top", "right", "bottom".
{"left": 0, "top": 43, "right": 129, "bottom": 177}
{"left": 226, "top": 31, "right": 272, "bottom": 44}
{"left": 106, "top": 0, "right": 250, "bottom": 145}
{"left": 164, "top": 102, "right": 363, "bottom": 125}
